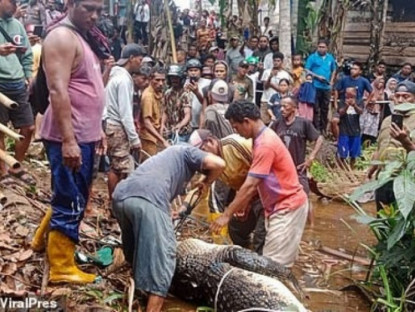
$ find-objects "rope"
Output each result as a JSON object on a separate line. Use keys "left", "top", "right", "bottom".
{"left": 214, "top": 267, "right": 236, "bottom": 312}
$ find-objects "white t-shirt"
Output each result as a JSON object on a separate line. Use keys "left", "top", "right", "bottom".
{"left": 248, "top": 72, "right": 260, "bottom": 104}
{"left": 135, "top": 3, "right": 150, "bottom": 23}
{"left": 261, "top": 69, "right": 292, "bottom": 102}
{"left": 187, "top": 78, "right": 211, "bottom": 128}
{"left": 263, "top": 52, "right": 274, "bottom": 70}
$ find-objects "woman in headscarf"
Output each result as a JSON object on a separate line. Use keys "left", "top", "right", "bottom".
{"left": 384, "top": 77, "right": 398, "bottom": 119}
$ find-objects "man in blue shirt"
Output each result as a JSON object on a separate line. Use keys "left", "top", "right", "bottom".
{"left": 334, "top": 61, "right": 373, "bottom": 103}
{"left": 305, "top": 39, "right": 337, "bottom": 132}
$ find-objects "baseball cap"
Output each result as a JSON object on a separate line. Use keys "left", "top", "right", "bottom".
{"left": 211, "top": 79, "right": 229, "bottom": 102}
{"left": 239, "top": 60, "right": 249, "bottom": 68}
{"left": 396, "top": 80, "right": 415, "bottom": 94}
{"left": 230, "top": 35, "right": 240, "bottom": 41}
{"left": 142, "top": 56, "right": 155, "bottom": 65}
{"left": 209, "top": 46, "right": 219, "bottom": 53}
{"left": 246, "top": 56, "right": 259, "bottom": 65}
{"left": 188, "top": 129, "right": 212, "bottom": 148}
{"left": 117, "top": 44, "right": 146, "bottom": 66}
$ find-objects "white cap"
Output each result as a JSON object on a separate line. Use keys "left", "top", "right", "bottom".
{"left": 211, "top": 79, "right": 229, "bottom": 102}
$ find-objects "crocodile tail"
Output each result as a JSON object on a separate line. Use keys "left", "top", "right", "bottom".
{"left": 220, "top": 247, "right": 304, "bottom": 298}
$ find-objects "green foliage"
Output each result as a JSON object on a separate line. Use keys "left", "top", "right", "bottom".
{"left": 355, "top": 144, "right": 377, "bottom": 171}
{"left": 5, "top": 137, "right": 15, "bottom": 152}
{"left": 349, "top": 150, "right": 415, "bottom": 310}
{"left": 310, "top": 160, "right": 329, "bottom": 182}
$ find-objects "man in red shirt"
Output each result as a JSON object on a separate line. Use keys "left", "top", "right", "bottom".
{"left": 211, "top": 100, "right": 308, "bottom": 267}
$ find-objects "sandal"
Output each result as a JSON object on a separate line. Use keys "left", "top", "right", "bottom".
{"left": 8, "top": 170, "right": 37, "bottom": 186}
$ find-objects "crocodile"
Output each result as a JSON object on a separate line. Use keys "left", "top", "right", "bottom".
{"left": 170, "top": 239, "right": 307, "bottom": 312}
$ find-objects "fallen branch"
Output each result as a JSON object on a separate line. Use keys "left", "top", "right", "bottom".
{"left": 40, "top": 257, "right": 50, "bottom": 296}
{"left": 303, "top": 287, "right": 343, "bottom": 296}
{"left": 0, "top": 92, "right": 18, "bottom": 110}
{"left": 0, "top": 149, "right": 20, "bottom": 170}
{"left": 319, "top": 245, "right": 373, "bottom": 266}
{"left": 0, "top": 123, "right": 24, "bottom": 141}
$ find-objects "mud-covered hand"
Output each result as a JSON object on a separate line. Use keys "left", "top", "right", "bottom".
{"left": 210, "top": 213, "right": 231, "bottom": 234}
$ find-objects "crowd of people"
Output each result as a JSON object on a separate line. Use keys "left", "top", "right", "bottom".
{"left": 2, "top": 0, "right": 415, "bottom": 311}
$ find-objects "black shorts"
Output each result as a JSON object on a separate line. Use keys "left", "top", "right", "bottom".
{"left": 0, "top": 89, "right": 34, "bottom": 129}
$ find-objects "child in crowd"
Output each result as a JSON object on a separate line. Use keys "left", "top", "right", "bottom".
{"left": 267, "top": 78, "right": 292, "bottom": 121}
{"left": 360, "top": 101, "right": 380, "bottom": 147}
{"left": 337, "top": 87, "right": 364, "bottom": 168}
{"left": 297, "top": 74, "right": 316, "bottom": 121}
{"left": 291, "top": 54, "right": 305, "bottom": 92}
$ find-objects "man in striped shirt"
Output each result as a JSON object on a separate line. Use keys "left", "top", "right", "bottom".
{"left": 189, "top": 129, "right": 266, "bottom": 253}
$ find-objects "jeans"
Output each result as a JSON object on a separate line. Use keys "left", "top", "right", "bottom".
{"left": 134, "top": 21, "right": 148, "bottom": 45}
{"left": 44, "top": 140, "right": 96, "bottom": 242}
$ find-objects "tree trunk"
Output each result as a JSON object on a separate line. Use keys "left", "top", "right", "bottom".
{"left": 291, "top": 0, "right": 299, "bottom": 47}
{"left": 296, "top": 0, "right": 309, "bottom": 55}
{"left": 279, "top": 0, "right": 292, "bottom": 70}
{"left": 368, "top": 0, "right": 388, "bottom": 71}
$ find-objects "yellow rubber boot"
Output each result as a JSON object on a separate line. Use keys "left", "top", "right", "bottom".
{"left": 31, "top": 208, "right": 52, "bottom": 252}
{"left": 48, "top": 230, "right": 96, "bottom": 284}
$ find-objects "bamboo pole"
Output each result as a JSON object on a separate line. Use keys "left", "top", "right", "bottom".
{"left": 0, "top": 92, "right": 18, "bottom": 110}
{"left": 164, "top": 0, "right": 177, "bottom": 63}
{"left": 0, "top": 123, "right": 24, "bottom": 141}
{"left": 0, "top": 149, "right": 21, "bottom": 170}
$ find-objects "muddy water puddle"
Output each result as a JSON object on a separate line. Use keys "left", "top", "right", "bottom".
{"left": 162, "top": 195, "right": 376, "bottom": 312}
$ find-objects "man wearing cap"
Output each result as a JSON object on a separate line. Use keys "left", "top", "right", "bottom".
{"left": 368, "top": 80, "right": 415, "bottom": 211}
{"left": 226, "top": 35, "right": 245, "bottom": 76}
{"left": 209, "top": 46, "right": 220, "bottom": 59}
{"left": 200, "top": 79, "right": 233, "bottom": 138}
{"left": 231, "top": 60, "right": 254, "bottom": 102}
{"left": 185, "top": 58, "right": 211, "bottom": 129}
{"left": 188, "top": 129, "right": 266, "bottom": 253}
{"left": 140, "top": 67, "right": 170, "bottom": 159}
{"left": 162, "top": 64, "right": 192, "bottom": 143}
{"left": 103, "top": 43, "right": 145, "bottom": 199}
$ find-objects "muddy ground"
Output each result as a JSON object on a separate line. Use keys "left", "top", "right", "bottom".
{"left": 0, "top": 143, "right": 375, "bottom": 311}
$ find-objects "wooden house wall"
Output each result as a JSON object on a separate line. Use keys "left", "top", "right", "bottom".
{"left": 342, "top": 9, "right": 415, "bottom": 66}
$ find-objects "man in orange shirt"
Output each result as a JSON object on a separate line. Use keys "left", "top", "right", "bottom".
{"left": 140, "top": 67, "right": 170, "bottom": 159}
{"left": 211, "top": 100, "right": 308, "bottom": 267}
